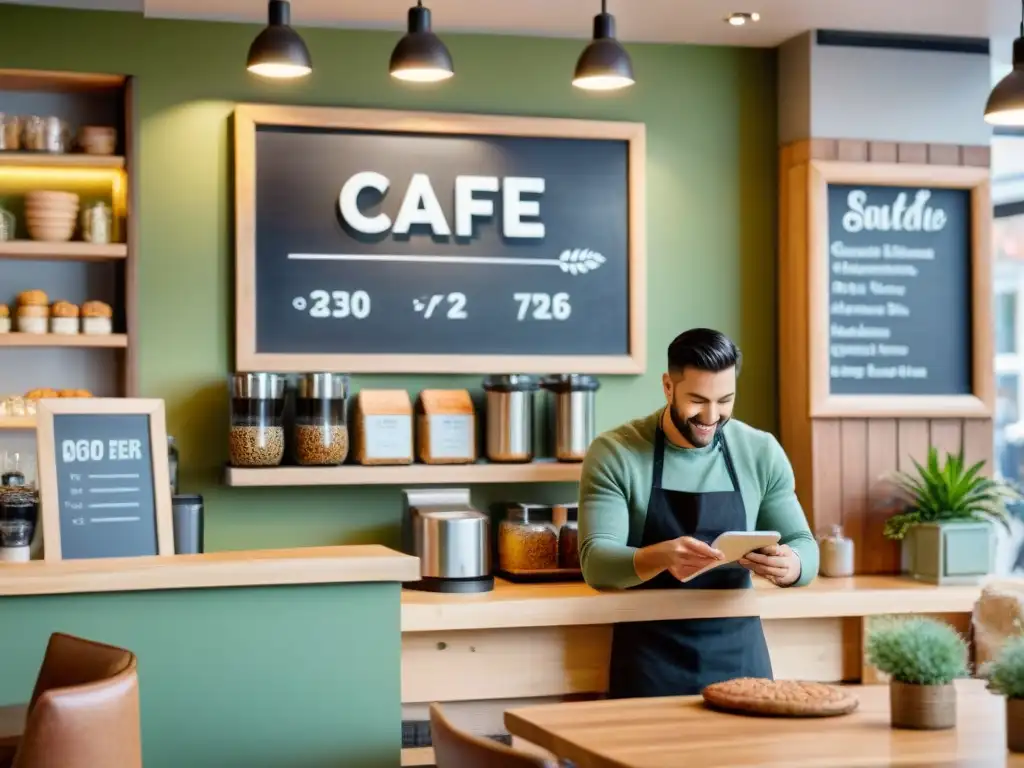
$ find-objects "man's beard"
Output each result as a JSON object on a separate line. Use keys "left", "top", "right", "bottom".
{"left": 668, "top": 406, "right": 726, "bottom": 448}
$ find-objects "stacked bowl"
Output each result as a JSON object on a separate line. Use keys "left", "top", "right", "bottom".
{"left": 25, "top": 191, "right": 79, "bottom": 242}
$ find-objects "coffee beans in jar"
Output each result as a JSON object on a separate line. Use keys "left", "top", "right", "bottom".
{"left": 498, "top": 505, "right": 560, "bottom": 573}
{"left": 559, "top": 521, "right": 580, "bottom": 570}
{"left": 229, "top": 425, "right": 285, "bottom": 467}
{"left": 228, "top": 372, "right": 286, "bottom": 468}
{"left": 295, "top": 424, "right": 349, "bottom": 466}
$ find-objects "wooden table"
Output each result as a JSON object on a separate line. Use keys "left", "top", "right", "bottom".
{"left": 505, "top": 680, "right": 1024, "bottom": 767}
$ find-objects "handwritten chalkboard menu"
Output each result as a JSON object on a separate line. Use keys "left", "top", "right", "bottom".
{"left": 234, "top": 105, "right": 647, "bottom": 374}
{"left": 36, "top": 399, "right": 174, "bottom": 562}
{"left": 826, "top": 182, "right": 973, "bottom": 397}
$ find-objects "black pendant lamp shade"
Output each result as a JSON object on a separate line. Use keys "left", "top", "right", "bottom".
{"left": 390, "top": 1, "right": 454, "bottom": 83}
{"left": 987, "top": 2, "right": 1024, "bottom": 126}
{"left": 573, "top": 0, "right": 634, "bottom": 91}
{"left": 247, "top": 0, "right": 312, "bottom": 80}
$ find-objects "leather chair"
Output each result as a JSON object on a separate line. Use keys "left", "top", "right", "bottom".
{"left": 0, "top": 632, "right": 141, "bottom": 768}
{"left": 429, "top": 703, "right": 559, "bottom": 768}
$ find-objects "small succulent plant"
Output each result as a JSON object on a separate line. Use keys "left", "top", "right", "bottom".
{"left": 984, "top": 635, "right": 1024, "bottom": 700}
{"left": 866, "top": 616, "right": 969, "bottom": 686}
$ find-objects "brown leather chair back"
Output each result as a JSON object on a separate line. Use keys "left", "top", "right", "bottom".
{"left": 429, "top": 703, "right": 558, "bottom": 768}
{"left": 13, "top": 633, "right": 141, "bottom": 768}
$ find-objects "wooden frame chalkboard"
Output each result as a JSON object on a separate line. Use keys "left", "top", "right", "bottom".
{"left": 35, "top": 398, "right": 174, "bottom": 562}
{"left": 807, "top": 161, "right": 993, "bottom": 418}
{"left": 233, "top": 104, "right": 647, "bottom": 374}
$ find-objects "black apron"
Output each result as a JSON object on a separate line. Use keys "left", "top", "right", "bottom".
{"left": 607, "top": 420, "right": 773, "bottom": 699}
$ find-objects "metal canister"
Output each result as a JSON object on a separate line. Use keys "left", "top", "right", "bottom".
{"left": 542, "top": 374, "right": 600, "bottom": 462}
{"left": 81, "top": 202, "right": 112, "bottom": 244}
{"left": 482, "top": 375, "right": 538, "bottom": 463}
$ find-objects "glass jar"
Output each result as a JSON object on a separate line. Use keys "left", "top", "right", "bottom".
{"left": 498, "top": 503, "right": 559, "bottom": 574}
{"left": 228, "top": 372, "right": 286, "bottom": 467}
{"left": 168, "top": 435, "right": 179, "bottom": 495}
{"left": 0, "top": 488, "right": 38, "bottom": 562}
{"left": 294, "top": 373, "right": 349, "bottom": 466}
{"left": 0, "top": 114, "right": 21, "bottom": 150}
{"left": 818, "top": 524, "right": 855, "bottom": 577}
{"left": 81, "top": 202, "right": 112, "bottom": 245}
{"left": 555, "top": 502, "right": 580, "bottom": 570}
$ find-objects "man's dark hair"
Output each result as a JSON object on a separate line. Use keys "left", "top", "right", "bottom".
{"left": 667, "top": 328, "right": 741, "bottom": 374}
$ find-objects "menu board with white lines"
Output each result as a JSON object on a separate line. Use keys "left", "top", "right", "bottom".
{"left": 52, "top": 413, "right": 159, "bottom": 560}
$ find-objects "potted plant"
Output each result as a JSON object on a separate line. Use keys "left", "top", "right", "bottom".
{"left": 884, "top": 447, "right": 1019, "bottom": 584}
{"left": 866, "top": 616, "right": 968, "bottom": 730}
{"left": 983, "top": 634, "right": 1024, "bottom": 752}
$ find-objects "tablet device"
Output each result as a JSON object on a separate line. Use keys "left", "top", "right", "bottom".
{"left": 678, "top": 530, "right": 781, "bottom": 584}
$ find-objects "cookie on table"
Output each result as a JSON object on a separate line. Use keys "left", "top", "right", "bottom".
{"left": 701, "top": 678, "right": 859, "bottom": 717}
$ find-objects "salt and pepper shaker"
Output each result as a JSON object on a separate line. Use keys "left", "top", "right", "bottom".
{"left": 818, "top": 524, "right": 855, "bottom": 578}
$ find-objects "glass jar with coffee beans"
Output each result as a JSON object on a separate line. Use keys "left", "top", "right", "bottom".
{"left": 228, "top": 372, "right": 286, "bottom": 467}
{"left": 293, "top": 373, "right": 350, "bottom": 466}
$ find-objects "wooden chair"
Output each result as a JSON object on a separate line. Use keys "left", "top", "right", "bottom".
{"left": 429, "top": 703, "right": 559, "bottom": 768}
{"left": 0, "top": 632, "right": 141, "bottom": 768}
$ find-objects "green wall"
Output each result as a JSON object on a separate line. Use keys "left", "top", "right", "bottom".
{"left": 0, "top": 5, "right": 778, "bottom": 553}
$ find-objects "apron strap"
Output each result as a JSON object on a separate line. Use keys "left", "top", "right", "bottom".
{"left": 652, "top": 416, "right": 667, "bottom": 491}
{"left": 718, "top": 429, "right": 741, "bottom": 493}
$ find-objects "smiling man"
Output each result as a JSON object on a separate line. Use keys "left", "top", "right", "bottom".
{"left": 578, "top": 328, "right": 819, "bottom": 699}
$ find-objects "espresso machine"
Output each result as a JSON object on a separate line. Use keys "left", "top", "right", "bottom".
{"left": 401, "top": 487, "right": 493, "bottom": 593}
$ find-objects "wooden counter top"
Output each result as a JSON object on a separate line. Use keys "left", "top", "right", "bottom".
{"left": 505, "top": 679, "right": 1017, "bottom": 767}
{"left": 0, "top": 545, "right": 419, "bottom": 597}
{"left": 401, "top": 575, "right": 983, "bottom": 632}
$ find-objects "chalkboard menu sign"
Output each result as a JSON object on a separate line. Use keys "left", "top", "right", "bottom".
{"left": 809, "top": 162, "right": 992, "bottom": 418}
{"left": 35, "top": 399, "right": 174, "bottom": 562}
{"left": 826, "top": 183, "right": 972, "bottom": 396}
{"left": 234, "top": 105, "right": 647, "bottom": 374}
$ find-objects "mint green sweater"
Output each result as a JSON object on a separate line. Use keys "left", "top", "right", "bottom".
{"left": 578, "top": 410, "right": 819, "bottom": 590}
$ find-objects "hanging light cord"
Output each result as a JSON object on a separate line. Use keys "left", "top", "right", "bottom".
{"left": 602, "top": 0, "right": 607, "bottom": 13}
{"left": 1020, "top": 0, "right": 1023, "bottom": 39}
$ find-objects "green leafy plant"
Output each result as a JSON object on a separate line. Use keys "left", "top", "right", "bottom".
{"left": 883, "top": 447, "right": 1019, "bottom": 541}
{"left": 866, "top": 616, "right": 968, "bottom": 686}
{"left": 984, "top": 635, "right": 1024, "bottom": 700}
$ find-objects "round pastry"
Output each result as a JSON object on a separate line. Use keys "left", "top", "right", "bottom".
{"left": 24, "top": 388, "right": 59, "bottom": 400}
{"left": 81, "top": 300, "right": 113, "bottom": 318}
{"left": 701, "top": 678, "right": 860, "bottom": 718}
{"left": 50, "top": 301, "right": 79, "bottom": 318}
{"left": 17, "top": 290, "right": 48, "bottom": 307}
{"left": 16, "top": 304, "right": 48, "bottom": 318}
{"left": 0, "top": 304, "right": 9, "bottom": 318}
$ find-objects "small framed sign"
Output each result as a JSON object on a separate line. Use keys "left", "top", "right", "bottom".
{"left": 807, "top": 160, "right": 993, "bottom": 418}
{"left": 35, "top": 398, "right": 174, "bottom": 562}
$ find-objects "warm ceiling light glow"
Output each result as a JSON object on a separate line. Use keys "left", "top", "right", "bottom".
{"left": 726, "top": 12, "right": 760, "bottom": 26}
{"left": 573, "top": 0, "right": 634, "bottom": 92}
{"left": 389, "top": 1, "right": 454, "bottom": 83}
{"left": 246, "top": 0, "right": 312, "bottom": 80}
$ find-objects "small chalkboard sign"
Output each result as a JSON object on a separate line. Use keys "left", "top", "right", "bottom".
{"left": 233, "top": 105, "right": 647, "bottom": 375}
{"left": 808, "top": 161, "right": 993, "bottom": 418}
{"left": 35, "top": 398, "right": 174, "bottom": 562}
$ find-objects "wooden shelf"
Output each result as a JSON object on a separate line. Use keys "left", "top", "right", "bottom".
{"left": 224, "top": 460, "right": 583, "bottom": 487}
{"left": 0, "top": 416, "right": 35, "bottom": 430}
{"left": 0, "top": 241, "right": 127, "bottom": 260}
{"left": 0, "top": 152, "right": 124, "bottom": 169}
{"left": 401, "top": 747, "right": 434, "bottom": 767}
{"left": 0, "top": 333, "right": 127, "bottom": 348}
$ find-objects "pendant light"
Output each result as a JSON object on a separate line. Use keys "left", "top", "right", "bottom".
{"left": 573, "top": 0, "right": 634, "bottom": 91}
{"left": 987, "top": 0, "right": 1024, "bottom": 125}
{"left": 247, "top": 0, "right": 312, "bottom": 80}
{"left": 390, "top": 1, "right": 454, "bottom": 83}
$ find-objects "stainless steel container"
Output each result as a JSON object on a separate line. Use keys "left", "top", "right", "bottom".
{"left": 402, "top": 488, "right": 493, "bottom": 593}
{"left": 542, "top": 375, "right": 600, "bottom": 462}
{"left": 483, "top": 375, "right": 539, "bottom": 463}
